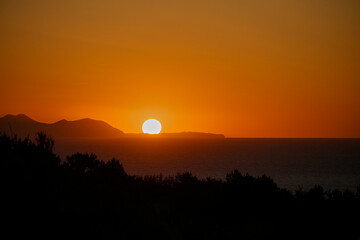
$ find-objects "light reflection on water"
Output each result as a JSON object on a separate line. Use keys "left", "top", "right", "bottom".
{"left": 55, "top": 138, "right": 360, "bottom": 191}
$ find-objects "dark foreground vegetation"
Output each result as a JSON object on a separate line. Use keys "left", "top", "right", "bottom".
{"left": 1, "top": 133, "right": 359, "bottom": 239}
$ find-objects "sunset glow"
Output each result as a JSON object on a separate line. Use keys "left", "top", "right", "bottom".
{"left": 142, "top": 119, "right": 162, "bottom": 134}
{"left": 0, "top": 1, "right": 359, "bottom": 137}
{"left": 0, "top": 1, "right": 359, "bottom": 238}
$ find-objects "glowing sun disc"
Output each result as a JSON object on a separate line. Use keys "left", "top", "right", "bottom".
{"left": 142, "top": 119, "right": 162, "bottom": 134}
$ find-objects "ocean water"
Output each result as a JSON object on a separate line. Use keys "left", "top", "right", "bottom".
{"left": 55, "top": 138, "right": 360, "bottom": 191}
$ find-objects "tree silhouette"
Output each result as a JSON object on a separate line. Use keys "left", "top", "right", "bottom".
{"left": 0, "top": 132, "right": 359, "bottom": 239}
{"left": 65, "top": 152, "right": 99, "bottom": 175}
{"left": 35, "top": 131, "right": 54, "bottom": 152}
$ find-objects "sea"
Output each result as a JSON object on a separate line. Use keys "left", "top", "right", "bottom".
{"left": 55, "top": 138, "right": 360, "bottom": 191}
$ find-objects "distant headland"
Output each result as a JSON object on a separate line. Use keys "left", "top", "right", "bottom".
{"left": 124, "top": 132, "right": 225, "bottom": 139}
{"left": 0, "top": 114, "right": 225, "bottom": 139}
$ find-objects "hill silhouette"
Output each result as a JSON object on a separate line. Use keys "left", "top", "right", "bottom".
{"left": 0, "top": 114, "right": 124, "bottom": 139}
{"left": 0, "top": 114, "right": 225, "bottom": 140}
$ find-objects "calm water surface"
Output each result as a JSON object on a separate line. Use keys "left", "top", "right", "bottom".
{"left": 55, "top": 138, "right": 360, "bottom": 191}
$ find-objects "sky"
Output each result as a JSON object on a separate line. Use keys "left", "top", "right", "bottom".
{"left": 0, "top": 0, "right": 359, "bottom": 137}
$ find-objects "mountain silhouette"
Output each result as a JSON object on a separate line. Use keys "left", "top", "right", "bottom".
{"left": 0, "top": 114, "right": 124, "bottom": 139}
{"left": 0, "top": 114, "right": 225, "bottom": 140}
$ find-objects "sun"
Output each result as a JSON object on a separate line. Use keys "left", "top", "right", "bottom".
{"left": 142, "top": 119, "right": 162, "bottom": 134}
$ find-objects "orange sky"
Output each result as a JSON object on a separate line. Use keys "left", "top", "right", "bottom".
{"left": 1, "top": 0, "right": 359, "bottom": 137}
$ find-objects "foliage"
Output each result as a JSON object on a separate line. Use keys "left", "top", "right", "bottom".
{"left": 0, "top": 133, "right": 359, "bottom": 239}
